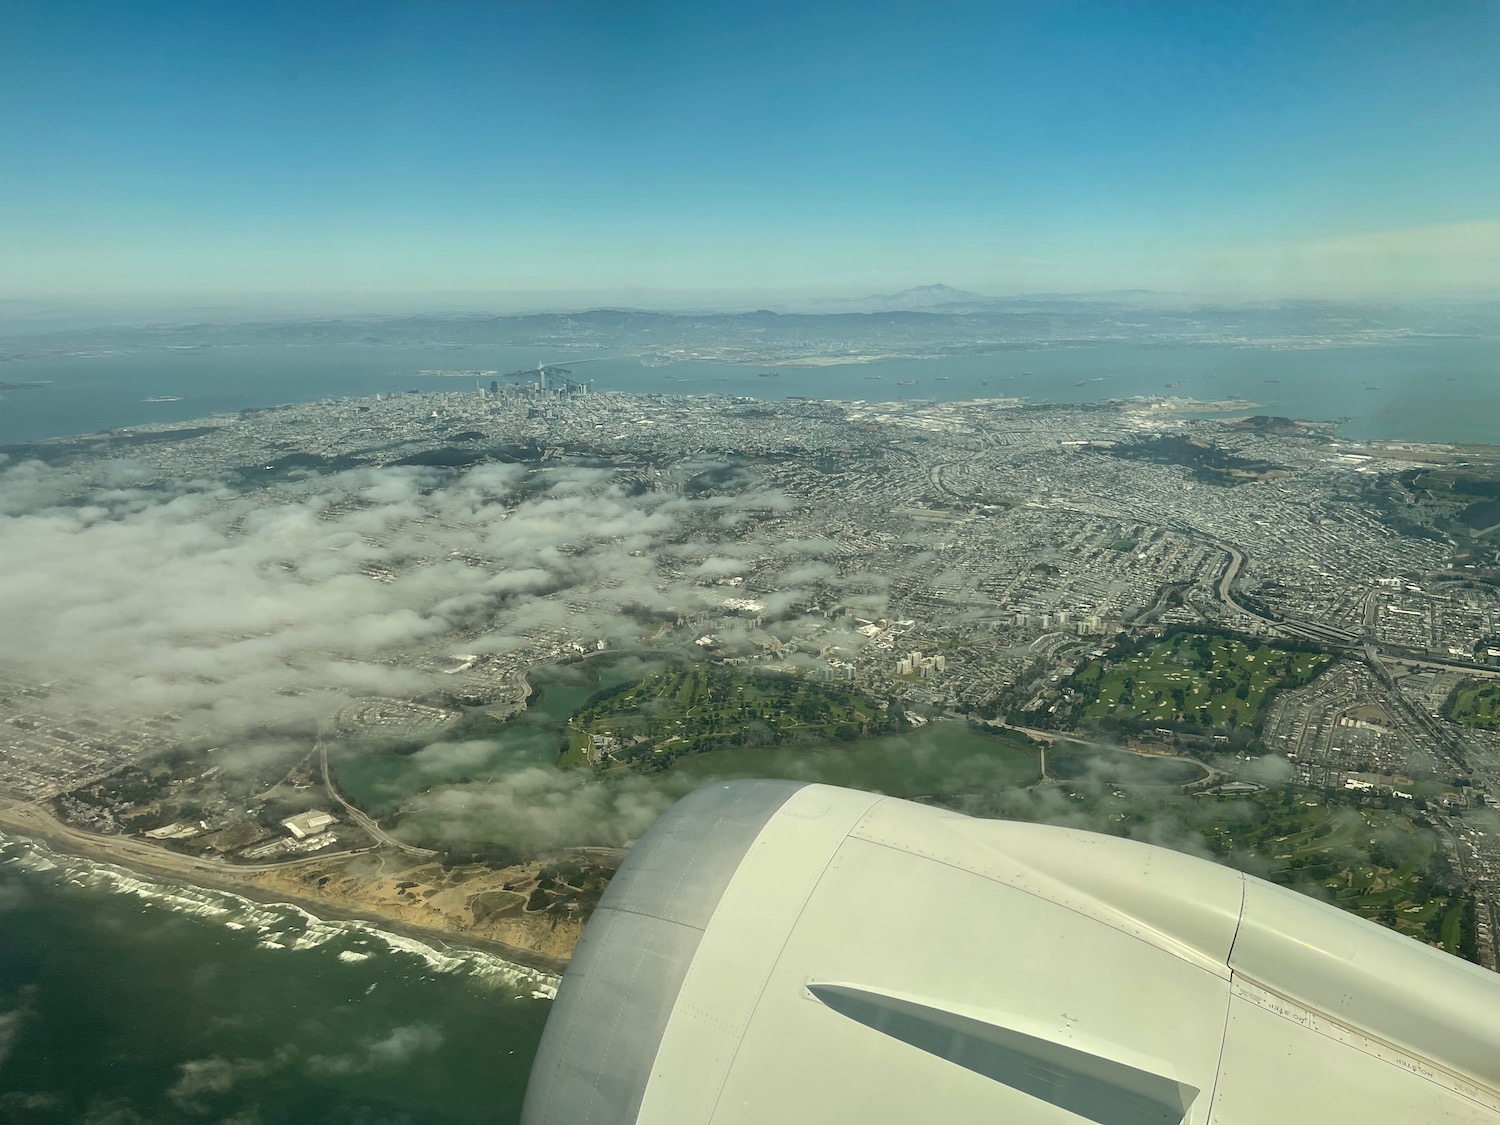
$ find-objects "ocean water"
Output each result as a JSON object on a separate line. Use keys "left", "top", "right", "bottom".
{"left": 2, "top": 337, "right": 1498, "bottom": 447}
{"left": 0, "top": 832, "right": 554, "bottom": 1123}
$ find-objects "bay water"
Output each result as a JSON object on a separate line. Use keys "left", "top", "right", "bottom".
{"left": 3, "top": 338, "right": 1498, "bottom": 447}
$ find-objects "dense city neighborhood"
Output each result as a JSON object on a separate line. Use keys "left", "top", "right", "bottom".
{"left": 5, "top": 377, "right": 1500, "bottom": 967}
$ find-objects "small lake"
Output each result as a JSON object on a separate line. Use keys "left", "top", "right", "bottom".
{"left": 333, "top": 661, "right": 636, "bottom": 817}
{"left": 666, "top": 724, "right": 1041, "bottom": 797}
{"left": 334, "top": 661, "right": 1221, "bottom": 832}
{"left": 1046, "top": 747, "right": 1210, "bottom": 787}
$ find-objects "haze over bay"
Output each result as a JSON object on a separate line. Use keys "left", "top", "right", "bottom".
{"left": 4, "top": 329, "right": 1498, "bottom": 447}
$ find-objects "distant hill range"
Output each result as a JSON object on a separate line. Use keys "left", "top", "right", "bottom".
{"left": 8, "top": 287, "right": 1496, "bottom": 360}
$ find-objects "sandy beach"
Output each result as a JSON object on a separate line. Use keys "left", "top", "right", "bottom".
{"left": 0, "top": 796, "right": 577, "bottom": 975}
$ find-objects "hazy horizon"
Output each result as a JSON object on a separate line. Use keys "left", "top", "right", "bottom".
{"left": 4, "top": 1, "right": 1497, "bottom": 305}
{"left": 5, "top": 279, "right": 1499, "bottom": 328}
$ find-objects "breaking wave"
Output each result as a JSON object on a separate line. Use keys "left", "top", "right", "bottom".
{"left": 0, "top": 829, "right": 559, "bottom": 999}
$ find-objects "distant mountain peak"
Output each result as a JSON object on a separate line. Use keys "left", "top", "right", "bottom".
{"left": 899, "top": 283, "right": 982, "bottom": 298}
{"left": 792, "top": 284, "right": 998, "bottom": 314}
{"left": 870, "top": 284, "right": 992, "bottom": 308}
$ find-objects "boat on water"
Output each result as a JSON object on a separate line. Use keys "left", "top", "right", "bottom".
{"left": 898, "top": 380, "right": 918, "bottom": 386}
{"left": 1165, "top": 381, "right": 1182, "bottom": 388}
{"left": 143, "top": 395, "right": 184, "bottom": 403}
{"left": 758, "top": 371, "right": 780, "bottom": 377}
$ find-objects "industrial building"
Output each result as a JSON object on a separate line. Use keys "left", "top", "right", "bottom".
{"left": 279, "top": 810, "right": 337, "bottom": 840}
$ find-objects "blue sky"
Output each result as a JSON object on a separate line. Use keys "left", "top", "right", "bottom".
{"left": 3, "top": 0, "right": 1496, "bottom": 304}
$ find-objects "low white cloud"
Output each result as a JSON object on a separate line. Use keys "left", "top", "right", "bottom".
{"left": 0, "top": 1008, "right": 25, "bottom": 1072}
{"left": 398, "top": 766, "right": 686, "bottom": 852}
{"left": 0, "top": 459, "right": 768, "bottom": 746}
{"left": 366, "top": 1022, "right": 445, "bottom": 1066}
{"left": 166, "top": 1055, "right": 268, "bottom": 1113}
{"left": 305, "top": 1022, "right": 444, "bottom": 1076}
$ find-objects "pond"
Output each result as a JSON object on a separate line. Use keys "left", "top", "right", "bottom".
{"left": 334, "top": 662, "right": 1209, "bottom": 831}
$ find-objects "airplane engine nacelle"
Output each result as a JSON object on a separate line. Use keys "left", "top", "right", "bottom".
{"left": 524, "top": 780, "right": 1500, "bottom": 1125}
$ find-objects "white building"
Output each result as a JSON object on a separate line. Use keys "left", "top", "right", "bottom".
{"left": 280, "top": 810, "right": 337, "bottom": 840}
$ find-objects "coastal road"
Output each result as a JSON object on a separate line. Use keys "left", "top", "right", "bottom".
{"left": 0, "top": 794, "right": 573, "bottom": 977}
{"left": 317, "top": 733, "right": 437, "bottom": 858}
{"left": 0, "top": 796, "right": 370, "bottom": 878}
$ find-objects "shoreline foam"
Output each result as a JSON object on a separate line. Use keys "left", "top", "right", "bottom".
{"left": 0, "top": 826, "right": 562, "bottom": 996}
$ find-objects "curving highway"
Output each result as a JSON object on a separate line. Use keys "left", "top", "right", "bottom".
{"left": 318, "top": 733, "right": 437, "bottom": 858}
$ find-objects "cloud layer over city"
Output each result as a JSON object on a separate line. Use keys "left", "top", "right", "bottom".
{"left": 0, "top": 456, "right": 816, "bottom": 744}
